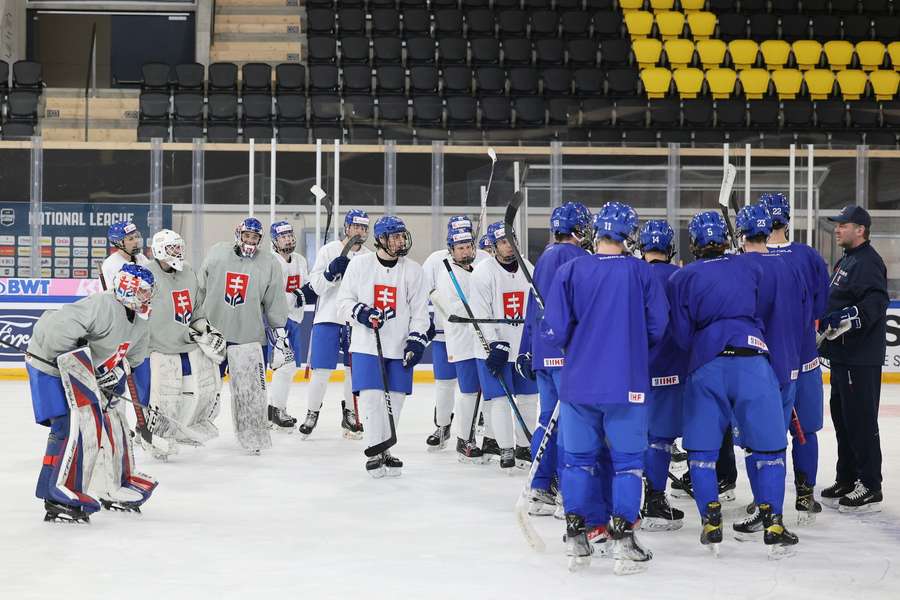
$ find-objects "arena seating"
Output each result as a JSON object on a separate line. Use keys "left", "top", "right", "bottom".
{"left": 1, "top": 60, "right": 44, "bottom": 140}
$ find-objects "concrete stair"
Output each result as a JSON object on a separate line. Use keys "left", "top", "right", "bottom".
{"left": 40, "top": 88, "right": 139, "bottom": 142}
{"left": 211, "top": 1, "right": 304, "bottom": 66}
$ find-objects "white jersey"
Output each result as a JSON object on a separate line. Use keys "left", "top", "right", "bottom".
{"left": 337, "top": 253, "right": 430, "bottom": 360}
{"left": 101, "top": 251, "right": 150, "bottom": 290}
{"left": 274, "top": 251, "right": 309, "bottom": 324}
{"left": 422, "top": 248, "right": 491, "bottom": 343}
{"left": 433, "top": 260, "right": 477, "bottom": 363}
{"left": 308, "top": 239, "right": 371, "bottom": 326}
{"left": 468, "top": 257, "right": 534, "bottom": 360}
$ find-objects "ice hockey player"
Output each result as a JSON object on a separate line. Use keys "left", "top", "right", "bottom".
{"left": 760, "top": 192, "right": 831, "bottom": 522}
{"left": 542, "top": 202, "right": 666, "bottom": 575}
{"left": 469, "top": 221, "right": 539, "bottom": 474}
{"left": 421, "top": 215, "right": 491, "bottom": 451}
{"left": 730, "top": 203, "right": 808, "bottom": 539}
{"left": 27, "top": 263, "right": 157, "bottom": 522}
{"left": 668, "top": 210, "right": 799, "bottom": 559}
{"left": 101, "top": 220, "right": 150, "bottom": 290}
{"left": 302, "top": 209, "right": 371, "bottom": 439}
{"left": 198, "top": 217, "right": 291, "bottom": 454}
{"left": 337, "top": 215, "right": 430, "bottom": 477}
{"left": 516, "top": 202, "right": 591, "bottom": 517}
{"left": 144, "top": 229, "right": 226, "bottom": 460}
{"left": 636, "top": 219, "right": 687, "bottom": 532}
{"left": 267, "top": 220, "right": 318, "bottom": 432}
{"left": 479, "top": 233, "right": 493, "bottom": 256}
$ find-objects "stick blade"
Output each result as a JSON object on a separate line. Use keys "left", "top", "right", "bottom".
{"left": 364, "top": 435, "right": 397, "bottom": 457}
{"left": 718, "top": 164, "right": 737, "bottom": 208}
{"left": 310, "top": 184, "right": 327, "bottom": 202}
{"left": 504, "top": 191, "right": 524, "bottom": 229}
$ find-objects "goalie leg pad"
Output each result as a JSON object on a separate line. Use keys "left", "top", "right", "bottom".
{"left": 149, "top": 352, "right": 184, "bottom": 443}
{"left": 227, "top": 343, "right": 272, "bottom": 452}
{"left": 93, "top": 402, "right": 145, "bottom": 506}
{"left": 185, "top": 348, "right": 223, "bottom": 443}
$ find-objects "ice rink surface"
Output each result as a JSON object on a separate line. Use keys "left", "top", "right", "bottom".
{"left": 2, "top": 379, "right": 899, "bottom": 600}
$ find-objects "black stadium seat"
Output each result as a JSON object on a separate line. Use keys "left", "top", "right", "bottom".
{"left": 471, "top": 38, "right": 501, "bottom": 65}
{"left": 208, "top": 62, "right": 238, "bottom": 93}
{"left": 141, "top": 62, "right": 170, "bottom": 92}
{"left": 308, "top": 37, "right": 338, "bottom": 65}
{"left": 374, "top": 38, "right": 403, "bottom": 65}
{"left": 340, "top": 36, "right": 371, "bottom": 65}
{"left": 443, "top": 65, "right": 473, "bottom": 95}
{"left": 276, "top": 64, "right": 306, "bottom": 94}
{"left": 242, "top": 63, "right": 272, "bottom": 94}
{"left": 407, "top": 37, "right": 437, "bottom": 66}
{"left": 592, "top": 11, "right": 623, "bottom": 40}
{"left": 174, "top": 63, "right": 204, "bottom": 91}
{"left": 438, "top": 37, "right": 469, "bottom": 66}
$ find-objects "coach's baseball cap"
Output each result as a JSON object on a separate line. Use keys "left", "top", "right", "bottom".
{"left": 828, "top": 205, "right": 871, "bottom": 228}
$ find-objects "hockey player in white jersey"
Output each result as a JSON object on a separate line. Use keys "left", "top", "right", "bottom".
{"left": 28, "top": 263, "right": 157, "bottom": 522}
{"left": 267, "top": 220, "right": 318, "bottom": 432}
{"left": 420, "top": 215, "right": 491, "bottom": 451}
{"left": 301, "top": 209, "right": 371, "bottom": 440}
{"left": 101, "top": 220, "right": 150, "bottom": 290}
{"left": 337, "top": 216, "right": 430, "bottom": 477}
{"left": 469, "top": 221, "right": 539, "bottom": 474}
{"left": 198, "top": 217, "right": 291, "bottom": 454}
{"left": 145, "top": 229, "right": 226, "bottom": 460}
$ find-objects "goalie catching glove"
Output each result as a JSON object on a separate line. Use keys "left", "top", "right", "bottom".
{"left": 96, "top": 359, "right": 130, "bottom": 391}
{"left": 270, "top": 327, "right": 295, "bottom": 370}
{"left": 189, "top": 319, "right": 227, "bottom": 364}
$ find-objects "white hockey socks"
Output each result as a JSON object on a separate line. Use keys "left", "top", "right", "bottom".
{"left": 515, "top": 394, "right": 538, "bottom": 448}
{"left": 455, "top": 392, "right": 479, "bottom": 439}
{"left": 269, "top": 364, "right": 298, "bottom": 411}
{"left": 489, "top": 399, "right": 514, "bottom": 450}
{"left": 434, "top": 379, "right": 456, "bottom": 427}
{"left": 306, "top": 368, "right": 331, "bottom": 412}
{"left": 360, "top": 389, "right": 406, "bottom": 450}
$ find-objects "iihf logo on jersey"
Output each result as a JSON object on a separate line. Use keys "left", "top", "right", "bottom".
{"left": 502, "top": 291, "right": 525, "bottom": 319}
{"left": 224, "top": 272, "right": 250, "bottom": 307}
{"left": 285, "top": 274, "right": 301, "bottom": 294}
{"left": 172, "top": 289, "right": 193, "bottom": 325}
{"left": 373, "top": 284, "right": 397, "bottom": 311}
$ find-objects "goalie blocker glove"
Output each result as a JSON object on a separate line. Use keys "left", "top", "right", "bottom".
{"left": 270, "top": 327, "right": 295, "bottom": 370}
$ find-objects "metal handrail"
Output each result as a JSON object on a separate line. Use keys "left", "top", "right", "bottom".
{"left": 83, "top": 22, "right": 97, "bottom": 142}
{"left": 210, "top": 0, "right": 217, "bottom": 45}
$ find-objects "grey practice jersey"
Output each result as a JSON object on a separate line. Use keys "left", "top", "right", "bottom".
{"left": 146, "top": 261, "right": 207, "bottom": 355}
{"left": 28, "top": 292, "right": 150, "bottom": 377}
{"left": 197, "top": 242, "right": 289, "bottom": 344}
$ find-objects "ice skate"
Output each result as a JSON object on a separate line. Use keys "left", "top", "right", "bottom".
{"left": 43, "top": 500, "right": 91, "bottom": 524}
{"left": 587, "top": 525, "right": 612, "bottom": 558}
{"left": 268, "top": 405, "right": 297, "bottom": 433}
{"left": 499, "top": 448, "right": 517, "bottom": 475}
{"left": 481, "top": 437, "right": 501, "bottom": 462}
{"left": 760, "top": 503, "right": 799, "bottom": 559}
{"left": 456, "top": 437, "right": 486, "bottom": 464}
{"left": 341, "top": 403, "right": 363, "bottom": 440}
{"left": 795, "top": 477, "right": 823, "bottom": 525}
{"left": 718, "top": 480, "right": 736, "bottom": 502}
{"left": 671, "top": 441, "right": 687, "bottom": 463}
{"left": 733, "top": 505, "right": 763, "bottom": 541}
{"left": 670, "top": 471, "right": 693, "bottom": 499}
{"left": 514, "top": 445, "right": 532, "bottom": 469}
{"left": 641, "top": 486, "right": 684, "bottom": 531}
{"left": 100, "top": 486, "right": 145, "bottom": 513}
{"left": 701, "top": 501, "right": 723, "bottom": 557}
{"left": 298, "top": 410, "right": 320, "bottom": 439}
{"left": 609, "top": 516, "right": 652, "bottom": 575}
{"left": 425, "top": 424, "right": 451, "bottom": 452}
{"left": 366, "top": 454, "right": 386, "bottom": 479}
{"left": 565, "top": 514, "right": 593, "bottom": 572}
{"left": 527, "top": 488, "right": 557, "bottom": 517}
{"left": 383, "top": 452, "right": 403, "bottom": 477}
{"left": 820, "top": 480, "right": 855, "bottom": 509}
{"left": 838, "top": 482, "right": 882, "bottom": 514}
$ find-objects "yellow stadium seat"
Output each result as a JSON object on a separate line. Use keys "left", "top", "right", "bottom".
{"left": 804, "top": 69, "right": 836, "bottom": 100}
{"left": 836, "top": 69, "right": 868, "bottom": 100}
{"left": 673, "top": 67, "right": 705, "bottom": 98}
{"left": 760, "top": 40, "right": 791, "bottom": 71}
{"left": 707, "top": 68, "right": 738, "bottom": 99}
{"left": 889, "top": 42, "right": 900, "bottom": 72}
{"left": 739, "top": 68, "right": 770, "bottom": 99}
{"left": 664, "top": 39, "right": 695, "bottom": 69}
{"left": 640, "top": 66, "right": 673, "bottom": 98}
{"left": 824, "top": 40, "right": 854, "bottom": 71}
{"left": 624, "top": 11, "right": 654, "bottom": 39}
{"left": 771, "top": 68, "right": 803, "bottom": 99}
{"left": 649, "top": 0, "right": 675, "bottom": 10}
{"left": 686, "top": 11, "right": 717, "bottom": 40}
{"left": 870, "top": 69, "right": 900, "bottom": 100}
{"left": 634, "top": 38, "right": 664, "bottom": 69}
{"left": 856, "top": 41, "right": 886, "bottom": 72}
{"left": 696, "top": 39, "right": 727, "bottom": 69}
{"left": 728, "top": 39, "right": 760, "bottom": 70}
{"left": 792, "top": 40, "right": 823, "bottom": 71}
{"left": 619, "top": 0, "right": 645, "bottom": 13}
{"left": 655, "top": 11, "right": 686, "bottom": 40}
{"left": 680, "top": 0, "right": 706, "bottom": 13}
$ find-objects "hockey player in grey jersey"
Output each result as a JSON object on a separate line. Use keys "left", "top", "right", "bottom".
{"left": 197, "top": 217, "right": 291, "bottom": 454}
{"left": 28, "top": 263, "right": 157, "bottom": 522}
{"left": 145, "top": 229, "right": 226, "bottom": 460}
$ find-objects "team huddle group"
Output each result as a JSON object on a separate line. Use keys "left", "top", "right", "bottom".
{"left": 22, "top": 189, "right": 879, "bottom": 575}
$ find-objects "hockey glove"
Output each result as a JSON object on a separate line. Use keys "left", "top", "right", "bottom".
{"left": 269, "top": 327, "right": 295, "bottom": 370}
{"left": 403, "top": 332, "right": 428, "bottom": 368}
{"left": 96, "top": 359, "right": 130, "bottom": 391}
{"left": 352, "top": 303, "right": 395, "bottom": 329}
{"left": 820, "top": 305, "right": 861, "bottom": 332}
{"left": 190, "top": 320, "right": 227, "bottom": 364}
{"left": 486, "top": 341, "right": 510, "bottom": 376}
{"left": 324, "top": 256, "right": 351, "bottom": 282}
{"left": 292, "top": 282, "right": 318, "bottom": 309}
{"left": 515, "top": 352, "right": 536, "bottom": 381}
{"left": 426, "top": 317, "right": 437, "bottom": 343}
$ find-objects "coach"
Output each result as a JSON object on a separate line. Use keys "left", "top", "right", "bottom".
{"left": 819, "top": 205, "right": 888, "bottom": 514}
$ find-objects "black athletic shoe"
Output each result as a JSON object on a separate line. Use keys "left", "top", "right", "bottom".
{"left": 760, "top": 503, "right": 799, "bottom": 559}
{"left": 838, "top": 482, "right": 883, "bottom": 514}
{"left": 456, "top": 437, "right": 486, "bottom": 464}
{"left": 820, "top": 480, "right": 856, "bottom": 509}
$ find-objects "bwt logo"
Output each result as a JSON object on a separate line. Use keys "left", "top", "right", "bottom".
{"left": 0, "top": 279, "right": 51, "bottom": 296}
{"left": 0, "top": 315, "right": 39, "bottom": 357}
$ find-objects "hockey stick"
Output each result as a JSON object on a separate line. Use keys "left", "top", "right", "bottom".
{"left": 312, "top": 185, "right": 333, "bottom": 246}
{"left": 448, "top": 315, "right": 525, "bottom": 325}
{"left": 473, "top": 148, "right": 498, "bottom": 238}
{"left": 364, "top": 324, "right": 398, "bottom": 457}
{"left": 467, "top": 390, "right": 482, "bottom": 445}
{"left": 503, "top": 185, "right": 544, "bottom": 311}
{"left": 442, "top": 259, "right": 532, "bottom": 442}
{"left": 514, "top": 400, "right": 560, "bottom": 552}
{"left": 717, "top": 163, "right": 739, "bottom": 252}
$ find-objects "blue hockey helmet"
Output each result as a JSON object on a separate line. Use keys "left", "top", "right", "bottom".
{"left": 112, "top": 263, "right": 156, "bottom": 320}
{"left": 688, "top": 211, "right": 728, "bottom": 253}
{"left": 478, "top": 233, "right": 492, "bottom": 251}
{"left": 270, "top": 220, "right": 297, "bottom": 253}
{"left": 736, "top": 203, "right": 773, "bottom": 240}
{"left": 550, "top": 203, "right": 581, "bottom": 235}
{"left": 486, "top": 221, "right": 516, "bottom": 264}
{"left": 235, "top": 217, "right": 263, "bottom": 258}
{"left": 374, "top": 215, "right": 412, "bottom": 257}
{"left": 447, "top": 228, "right": 475, "bottom": 248}
{"left": 638, "top": 219, "right": 676, "bottom": 258}
{"left": 759, "top": 192, "right": 790, "bottom": 227}
{"left": 447, "top": 215, "right": 474, "bottom": 233}
{"left": 447, "top": 228, "right": 476, "bottom": 266}
{"left": 344, "top": 209, "right": 370, "bottom": 229}
{"left": 486, "top": 221, "right": 509, "bottom": 245}
{"left": 108, "top": 220, "right": 142, "bottom": 255}
{"left": 592, "top": 202, "right": 638, "bottom": 243}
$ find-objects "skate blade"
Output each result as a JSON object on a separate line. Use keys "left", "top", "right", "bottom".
{"left": 45, "top": 513, "right": 91, "bottom": 524}
{"left": 640, "top": 518, "right": 683, "bottom": 532}
{"left": 515, "top": 460, "right": 532, "bottom": 470}
{"left": 426, "top": 443, "right": 447, "bottom": 453}
{"left": 592, "top": 542, "right": 612, "bottom": 558}
{"left": 385, "top": 467, "right": 402, "bottom": 478}
{"left": 719, "top": 490, "right": 736, "bottom": 502}
{"left": 101, "top": 500, "right": 142, "bottom": 513}
{"left": 670, "top": 490, "right": 692, "bottom": 499}
{"left": 342, "top": 430, "right": 363, "bottom": 441}
{"left": 796, "top": 511, "right": 817, "bottom": 526}
{"left": 768, "top": 544, "right": 797, "bottom": 560}
{"left": 614, "top": 559, "right": 649, "bottom": 576}
{"left": 838, "top": 502, "right": 882, "bottom": 514}
{"left": 820, "top": 497, "right": 842, "bottom": 509}
{"left": 246, "top": 448, "right": 262, "bottom": 456}
{"left": 272, "top": 426, "right": 295, "bottom": 434}
{"left": 733, "top": 531, "right": 762, "bottom": 542}
{"left": 176, "top": 438, "right": 203, "bottom": 446}
{"left": 501, "top": 467, "right": 520, "bottom": 477}
{"left": 367, "top": 466, "right": 386, "bottom": 479}
{"left": 567, "top": 556, "right": 591, "bottom": 572}
{"left": 705, "top": 543, "right": 721, "bottom": 558}
{"left": 298, "top": 432, "right": 312, "bottom": 441}
{"left": 457, "top": 454, "right": 487, "bottom": 465}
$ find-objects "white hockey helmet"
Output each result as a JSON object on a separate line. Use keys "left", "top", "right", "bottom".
{"left": 112, "top": 264, "right": 156, "bottom": 320}
{"left": 151, "top": 229, "right": 185, "bottom": 271}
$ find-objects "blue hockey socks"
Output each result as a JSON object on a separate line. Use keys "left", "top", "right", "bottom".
{"left": 561, "top": 449, "right": 610, "bottom": 527}
{"left": 752, "top": 451, "right": 787, "bottom": 514}
{"left": 610, "top": 450, "right": 644, "bottom": 523}
{"left": 530, "top": 419, "right": 559, "bottom": 492}
{"left": 744, "top": 451, "right": 760, "bottom": 501}
{"left": 644, "top": 436, "right": 674, "bottom": 493}
{"left": 688, "top": 450, "right": 719, "bottom": 517}
{"left": 792, "top": 431, "right": 818, "bottom": 487}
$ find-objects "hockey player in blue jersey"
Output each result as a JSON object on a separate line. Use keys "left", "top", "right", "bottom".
{"left": 637, "top": 219, "right": 687, "bottom": 532}
{"left": 760, "top": 192, "right": 831, "bottom": 522}
{"left": 516, "top": 202, "right": 591, "bottom": 517}
{"left": 542, "top": 202, "right": 668, "bottom": 575}
{"left": 730, "top": 203, "right": 809, "bottom": 540}
{"left": 668, "top": 210, "right": 798, "bottom": 559}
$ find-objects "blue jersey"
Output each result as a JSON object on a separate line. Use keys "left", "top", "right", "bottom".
{"left": 767, "top": 242, "right": 830, "bottom": 364}
{"left": 520, "top": 242, "right": 588, "bottom": 370}
{"left": 647, "top": 261, "right": 688, "bottom": 382}
{"left": 740, "top": 252, "right": 806, "bottom": 388}
{"left": 667, "top": 254, "right": 768, "bottom": 375}
{"left": 541, "top": 253, "right": 668, "bottom": 405}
